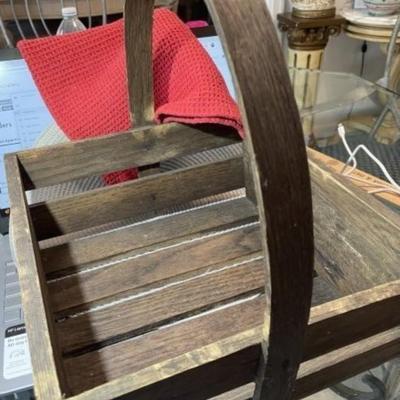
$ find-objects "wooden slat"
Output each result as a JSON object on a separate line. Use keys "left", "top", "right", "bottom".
{"left": 304, "top": 279, "right": 400, "bottom": 361}
{"left": 210, "top": 384, "right": 254, "bottom": 400}
{"left": 124, "top": 347, "right": 259, "bottom": 400}
{"left": 30, "top": 157, "right": 244, "bottom": 240}
{"left": 48, "top": 223, "right": 262, "bottom": 312}
{"left": 4, "top": 155, "right": 67, "bottom": 399}
{"left": 16, "top": 123, "right": 239, "bottom": 189}
{"left": 63, "top": 288, "right": 400, "bottom": 399}
{"left": 124, "top": 0, "right": 154, "bottom": 126}
{"left": 41, "top": 155, "right": 400, "bottom": 283}
{"left": 66, "top": 330, "right": 260, "bottom": 400}
{"left": 67, "top": 326, "right": 400, "bottom": 400}
{"left": 296, "top": 327, "right": 400, "bottom": 399}
{"left": 310, "top": 157, "right": 400, "bottom": 296}
{"left": 63, "top": 296, "right": 265, "bottom": 394}
{"left": 308, "top": 148, "right": 400, "bottom": 208}
{"left": 57, "top": 258, "right": 265, "bottom": 353}
{"left": 205, "top": 1, "right": 315, "bottom": 399}
{"left": 56, "top": 255, "right": 348, "bottom": 357}
{"left": 41, "top": 197, "right": 257, "bottom": 276}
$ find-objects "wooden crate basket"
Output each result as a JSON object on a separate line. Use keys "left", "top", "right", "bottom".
{"left": 5, "top": 0, "right": 400, "bottom": 399}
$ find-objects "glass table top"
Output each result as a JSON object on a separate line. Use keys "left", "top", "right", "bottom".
{"left": 291, "top": 68, "right": 400, "bottom": 145}
{"left": 291, "top": 68, "right": 400, "bottom": 211}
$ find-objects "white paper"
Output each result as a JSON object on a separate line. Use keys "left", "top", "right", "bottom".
{"left": 0, "top": 59, "right": 54, "bottom": 209}
{"left": 198, "top": 36, "right": 235, "bottom": 99}
{"left": 3, "top": 325, "right": 31, "bottom": 380}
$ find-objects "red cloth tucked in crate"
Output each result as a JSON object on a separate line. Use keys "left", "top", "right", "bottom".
{"left": 17, "top": 8, "right": 242, "bottom": 184}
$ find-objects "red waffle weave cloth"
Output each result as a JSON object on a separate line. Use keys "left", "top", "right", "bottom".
{"left": 17, "top": 8, "right": 243, "bottom": 184}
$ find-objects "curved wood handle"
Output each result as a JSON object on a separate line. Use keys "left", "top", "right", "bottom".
{"left": 204, "top": 1, "right": 314, "bottom": 399}
{"left": 124, "top": 0, "right": 314, "bottom": 397}
{"left": 124, "top": 0, "right": 155, "bottom": 127}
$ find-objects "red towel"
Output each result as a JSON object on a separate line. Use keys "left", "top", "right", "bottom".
{"left": 18, "top": 9, "right": 242, "bottom": 184}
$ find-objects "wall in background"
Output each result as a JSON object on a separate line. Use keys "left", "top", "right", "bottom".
{"left": 283, "top": 0, "right": 386, "bottom": 81}
{"left": 266, "top": 0, "right": 285, "bottom": 24}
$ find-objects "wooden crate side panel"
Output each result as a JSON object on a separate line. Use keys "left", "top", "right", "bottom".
{"left": 30, "top": 157, "right": 244, "bottom": 240}
{"left": 41, "top": 197, "right": 257, "bottom": 276}
{"left": 310, "top": 157, "right": 400, "bottom": 295}
{"left": 48, "top": 223, "right": 262, "bottom": 312}
{"left": 4, "top": 154, "right": 66, "bottom": 399}
{"left": 305, "top": 279, "right": 400, "bottom": 360}
{"left": 63, "top": 280, "right": 400, "bottom": 399}
{"left": 296, "top": 327, "right": 400, "bottom": 399}
{"left": 64, "top": 305, "right": 400, "bottom": 400}
{"left": 17, "top": 123, "right": 239, "bottom": 189}
{"left": 56, "top": 258, "right": 265, "bottom": 354}
{"left": 63, "top": 296, "right": 264, "bottom": 394}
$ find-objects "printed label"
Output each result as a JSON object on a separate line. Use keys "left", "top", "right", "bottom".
{"left": 3, "top": 324, "right": 31, "bottom": 379}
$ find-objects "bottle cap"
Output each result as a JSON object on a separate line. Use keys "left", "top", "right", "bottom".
{"left": 62, "top": 7, "right": 78, "bottom": 17}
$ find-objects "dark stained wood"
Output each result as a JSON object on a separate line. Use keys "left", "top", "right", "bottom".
{"left": 67, "top": 324, "right": 400, "bottom": 400}
{"left": 57, "top": 258, "right": 265, "bottom": 353}
{"left": 41, "top": 197, "right": 257, "bottom": 276}
{"left": 63, "top": 286, "right": 400, "bottom": 398}
{"left": 48, "top": 223, "right": 262, "bottom": 312}
{"left": 242, "top": 140, "right": 257, "bottom": 204}
{"left": 205, "top": 1, "right": 314, "bottom": 399}
{"left": 4, "top": 155, "right": 67, "bottom": 399}
{"left": 69, "top": 323, "right": 400, "bottom": 400}
{"left": 63, "top": 295, "right": 264, "bottom": 394}
{"left": 309, "top": 156, "right": 400, "bottom": 295}
{"left": 116, "top": 347, "right": 258, "bottom": 400}
{"left": 296, "top": 327, "right": 400, "bottom": 399}
{"left": 63, "top": 340, "right": 260, "bottom": 400}
{"left": 31, "top": 157, "right": 244, "bottom": 240}
{"left": 304, "top": 280, "right": 400, "bottom": 360}
{"left": 124, "top": 0, "right": 154, "bottom": 127}
{"left": 6, "top": 0, "right": 400, "bottom": 398}
{"left": 16, "top": 124, "right": 239, "bottom": 189}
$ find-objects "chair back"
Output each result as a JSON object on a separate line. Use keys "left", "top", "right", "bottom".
{"left": 0, "top": 0, "right": 179, "bottom": 47}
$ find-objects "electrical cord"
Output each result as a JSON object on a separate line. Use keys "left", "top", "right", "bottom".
{"left": 337, "top": 124, "right": 400, "bottom": 196}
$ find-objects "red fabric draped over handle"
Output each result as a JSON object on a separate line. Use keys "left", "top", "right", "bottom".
{"left": 18, "top": 9, "right": 243, "bottom": 184}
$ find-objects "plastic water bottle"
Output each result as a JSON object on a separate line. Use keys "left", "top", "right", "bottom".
{"left": 56, "top": 7, "right": 87, "bottom": 35}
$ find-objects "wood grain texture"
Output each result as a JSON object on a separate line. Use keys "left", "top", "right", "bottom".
{"left": 7, "top": 0, "right": 400, "bottom": 398}
{"left": 65, "top": 325, "right": 400, "bottom": 400}
{"left": 124, "top": 0, "right": 154, "bottom": 126}
{"left": 308, "top": 148, "right": 400, "bottom": 208}
{"left": 41, "top": 197, "right": 257, "bottom": 276}
{"left": 62, "top": 282, "right": 400, "bottom": 399}
{"left": 48, "top": 223, "right": 262, "bottom": 312}
{"left": 242, "top": 140, "right": 257, "bottom": 204}
{"left": 64, "top": 329, "right": 261, "bottom": 400}
{"left": 30, "top": 157, "right": 244, "bottom": 240}
{"left": 4, "top": 155, "right": 67, "bottom": 399}
{"left": 205, "top": 1, "right": 314, "bottom": 399}
{"left": 17, "top": 124, "right": 239, "bottom": 189}
{"left": 304, "top": 279, "right": 400, "bottom": 361}
{"left": 57, "top": 258, "right": 265, "bottom": 353}
{"left": 63, "top": 296, "right": 264, "bottom": 394}
{"left": 58, "top": 272, "right": 400, "bottom": 365}
{"left": 296, "top": 327, "right": 400, "bottom": 399}
{"left": 309, "top": 157, "right": 400, "bottom": 296}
